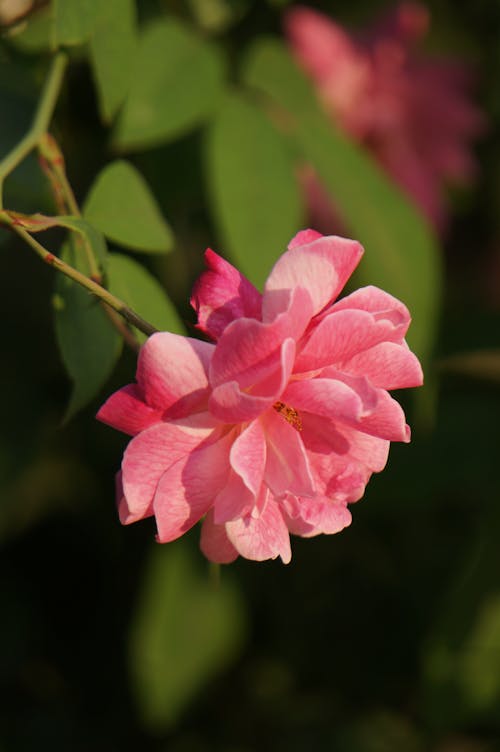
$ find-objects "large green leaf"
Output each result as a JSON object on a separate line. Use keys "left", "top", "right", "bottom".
{"left": 107, "top": 253, "right": 185, "bottom": 343}
{"left": 129, "top": 541, "right": 247, "bottom": 731}
{"left": 53, "top": 240, "right": 122, "bottom": 420}
{"left": 114, "top": 18, "right": 225, "bottom": 150}
{"left": 243, "top": 40, "right": 442, "bottom": 364}
{"left": 52, "top": 0, "right": 102, "bottom": 46}
{"left": 206, "top": 92, "right": 304, "bottom": 288}
{"left": 83, "top": 160, "right": 174, "bottom": 254}
{"left": 89, "top": 0, "right": 137, "bottom": 122}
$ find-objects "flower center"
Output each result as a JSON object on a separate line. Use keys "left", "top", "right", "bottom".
{"left": 273, "top": 401, "right": 302, "bottom": 431}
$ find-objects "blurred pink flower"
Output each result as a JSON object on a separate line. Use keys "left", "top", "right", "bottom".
{"left": 98, "top": 231, "right": 423, "bottom": 564}
{"left": 285, "top": 3, "right": 485, "bottom": 231}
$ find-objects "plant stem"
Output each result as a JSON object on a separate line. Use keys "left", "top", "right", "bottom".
{"left": 14, "top": 226, "right": 158, "bottom": 338}
{"left": 0, "top": 52, "right": 68, "bottom": 207}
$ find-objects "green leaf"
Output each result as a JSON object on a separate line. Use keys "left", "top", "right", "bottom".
{"left": 129, "top": 541, "right": 247, "bottom": 731}
{"left": 243, "top": 40, "right": 442, "bottom": 364}
{"left": 52, "top": 0, "right": 102, "bottom": 46}
{"left": 206, "top": 92, "right": 304, "bottom": 288}
{"left": 107, "top": 253, "right": 185, "bottom": 343}
{"left": 89, "top": 0, "right": 137, "bottom": 122}
{"left": 439, "top": 349, "right": 500, "bottom": 383}
{"left": 54, "top": 240, "right": 122, "bottom": 420}
{"left": 114, "top": 18, "right": 225, "bottom": 150}
{"left": 83, "top": 160, "right": 174, "bottom": 254}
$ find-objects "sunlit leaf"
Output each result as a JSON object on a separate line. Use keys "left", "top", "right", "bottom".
{"left": 83, "top": 160, "right": 174, "bottom": 254}
{"left": 439, "top": 349, "right": 500, "bottom": 383}
{"left": 114, "top": 18, "right": 225, "bottom": 150}
{"left": 89, "top": 0, "right": 137, "bottom": 122}
{"left": 243, "top": 40, "right": 442, "bottom": 364}
{"left": 129, "top": 541, "right": 247, "bottom": 731}
{"left": 107, "top": 252, "right": 185, "bottom": 343}
{"left": 53, "top": 240, "right": 121, "bottom": 420}
{"left": 52, "top": 0, "right": 102, "bottom": 46}
{"left": 206, "top": 92, "right": 304, "bottom": 288}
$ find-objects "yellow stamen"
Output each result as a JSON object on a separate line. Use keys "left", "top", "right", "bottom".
{"left": 273, "top": 401, "right": 303, "bottom": 431}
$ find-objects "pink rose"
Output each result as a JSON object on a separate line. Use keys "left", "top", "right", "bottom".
{"left": 285, "top": 3, "right": 485, "bottom": 232}
{"left": 97, "top": 231, "right": 423, "bottom": 564}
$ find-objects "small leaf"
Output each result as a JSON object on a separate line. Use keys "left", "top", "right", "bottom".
{"left": 439, "top": 349, "right": 500, "bottom": 383}
{"left": 206, "top": 92, "right": 304, "bottom": 288}
{"left": 52, "top": 0, "right": 102, "bottom": 46}
{"left": 243, "top": 40, "right": 442, "bottom": 365}
{"left": 107, "top": 253, "right": 185, "bottom": 342}
{"left": 83, "top": 161, "right": 174, "bottom": 254}
{"left": 129, "top": 541, "right": 247, "bottom": 731}
{"left": 54, "top": 240, "right": 122, "bottom": 420}
{"left": 114, "top": 18, "right": 225, "bottom": 150}
{"left": 89, "top": 0, "right": 137, "bottom": 122}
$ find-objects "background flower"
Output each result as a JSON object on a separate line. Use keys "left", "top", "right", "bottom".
{"left": 285, "top": 2, "right": 485, "bottom": 231}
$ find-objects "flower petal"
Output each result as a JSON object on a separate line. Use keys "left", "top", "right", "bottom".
{"left": 121, "top": 422, "right": 213, "bottom": 524}
{"left": 340, "top": 341, "right": 424, "bottom": 389}
{"left": 154, "top": 432, "right": 233, "bottom": 542}
{"left": 230, "top": 420, "right": 267, "bottom": 496}
{"left": 263, "top": 408, "right": 315, "bottom": 498}
{"left": 347, "top": 389, "right": 411, "bottom": 442}
{"left": 200, "top": 510, "right": 239, "bottom": 563}
{"left": 97, "top": 384, "right": 161, "bottom": 436}
{"left": 284, "top": 494, "right": 352, "bottom": 537}
{"left": 294, "top": 308, "right": 407, "bottom": 372}
{"left": 208, "top": 338, "right": 296, "bottom": 423}
{"left": 331, "top": 285, "right": 411, "bottom": 335}
{"left": 190, "top": 248, "right": 262, "bottom": 340}
{"left": 226, "top": 497, "right": 292, "bottom": 563}
{"left": 263, "top": 232, "right": 363, "bottom": 319}
{"left": 213, "top": 470, "right": 254, "bottom": 524}
{"left": 209, "top": 286, "right": 311, "bottom": 389}
{"left": 137, "top": 332, "right": 213, "bottom": 416}
{"left": 283, "top": 374, "right": 377, "bottom": 423}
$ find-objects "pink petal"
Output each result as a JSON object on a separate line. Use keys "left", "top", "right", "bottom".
{"left": 153, "top": 432, "right": 233, "bottom": 542}
{"left": 341, "top": 341, "right": 423, "bottom": 389}
{"left": 137, "top": 332, "right": 213, "bottom": 417}
{"left": 288, "top": 229, "right": 323, "bottom": 249}
{"left": 226, "top": 497, "right": 292, "bottom": 563}
{"left": 348, "top": 389, "right": 411, "bottom": 442}
{"left": 208, "top": 338, "right": 295, "bottom": 423}
{"left": 210, "top": 286, "right": 311, "bottom": 389}
{"left": 121, "top": 422, "right": 213, "bottom": 524}
{"left": 200, "top": 510, "right": 239, "bottom": 563}
{"left": 230, "top": 420, "right": 267, "bottom": 495}
{"left": 97, "top": 384, "right": 161, "bottom": 436}
{"left": 283, "top": 375, "right": 378, "bottom": 424}
{"left": 115, "top": 470, "right": 139, "bottom": 525}
{"left": 190, "top": 248, "right": 262, "bottom": 340}
{"left": 213, "top": 471, "right": 254, "bottom": 524}
{"left": 330, "top": 285, "right": 411, "bottom": 334}
{"left": 263, "top": 233, "right": 363, "bottom": 319}
{"left": 295, "top": 307, "right": 410, "bottom": 373}
{"left": 262, "top": 408, "right": 315, "bottom": 498}
{"left": 284, "top": 495, "right": 352, "bottom": 537}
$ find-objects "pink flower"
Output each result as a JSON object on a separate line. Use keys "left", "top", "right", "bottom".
{"left": 285, "top": 3, "right": 485, "bottom": 231}
{"left": 97, "top": 231, "right": 423, "bottom": 564}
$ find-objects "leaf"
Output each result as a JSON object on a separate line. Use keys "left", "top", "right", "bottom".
{"left": 206, "top": 92, "right": 304, "bottom": 288}
{"left": 83, "top": 161, "right": 174, "bottom": 254}
{"left": 129, "top": 541, "right": 247, "bottom": 731}
{"left": 107, "top": 253, "right": 185, "bottom": 343}
{"left": 52, "top": 0, "right": 102, "bottom": 46}
{"left": 53, "top": 240, "right": 122, "bottom": 420}
{"left": 114, "top": 18, "right": 225, "bottom": 150}
{"left": 439, "top": 349, "right": 500, "bottom": 383}
{"left": 89, "top": 0, "right": 137, "bottom": 122}
{"left": 243, "top": 40, "right": 442, "bottom": 365}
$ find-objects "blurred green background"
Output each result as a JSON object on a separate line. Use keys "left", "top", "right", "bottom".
{"left": 1, "top": 0, "right": 500, "bottom": 750}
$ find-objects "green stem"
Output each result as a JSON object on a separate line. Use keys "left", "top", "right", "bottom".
{"left": 14, "top": 226, "right": 158, "bottom": 338}
{"left": 0, "top": 52, "right": 68, "bottom": 207}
